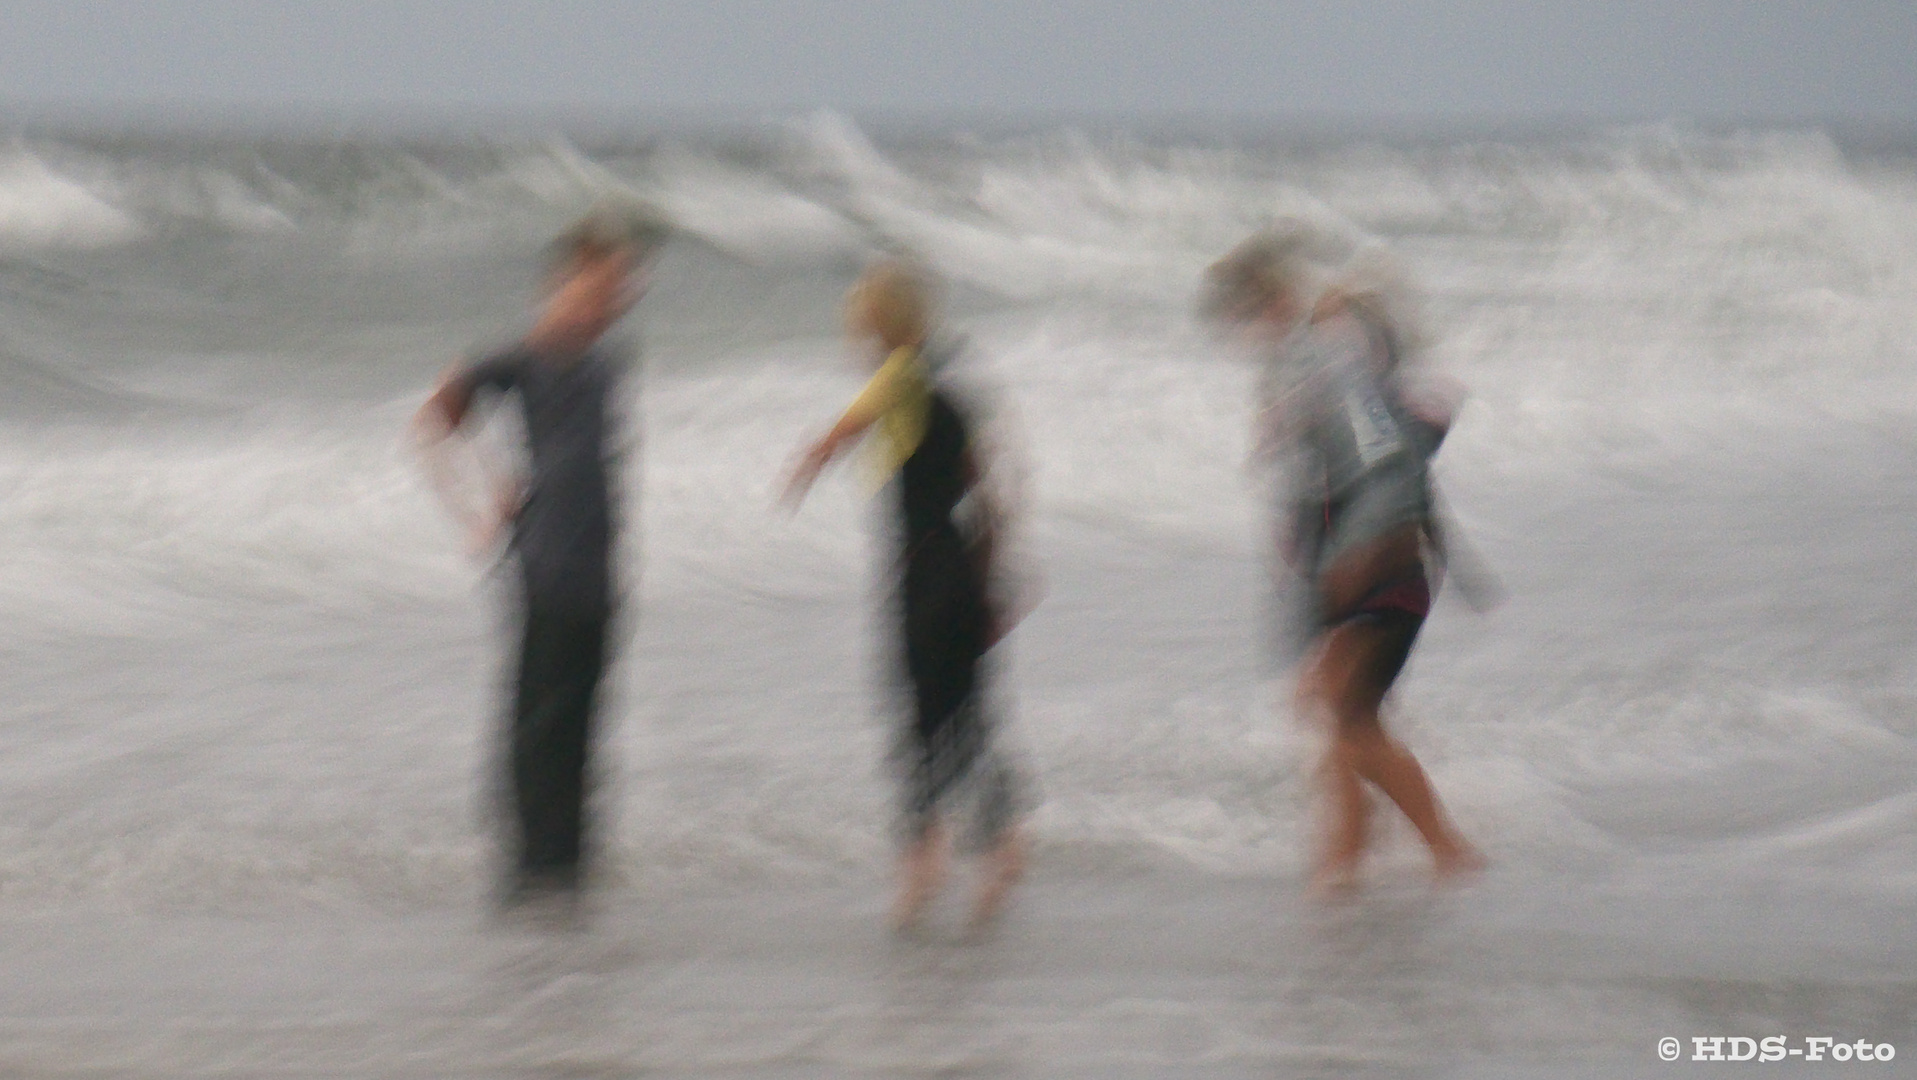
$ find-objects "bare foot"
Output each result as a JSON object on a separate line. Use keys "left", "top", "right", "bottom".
{"left": 892, "top": 826, "right": 946, "bottom": 932}
{"left": 892, "top": 862, "right": 939, "bottom": 932}
{"left": 1307, "top": 858, "right": 1362, "bottom": 903}
{"left": 968, "top": 830, "right": 1025, "bottom": 928}
{"left": 1432, "top": 841, "right": 1488, "bottom": 886}
{"left": 891, "top": 884, "right": 933, "bottom": 933}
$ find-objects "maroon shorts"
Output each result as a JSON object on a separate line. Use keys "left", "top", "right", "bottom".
{"left": 1330, "top": 570, "right": 1431, "bottom": 698}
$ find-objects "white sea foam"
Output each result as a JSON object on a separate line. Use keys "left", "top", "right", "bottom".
{"left": 2, "top": 127, "right": 1917, "bottom": 1080}
{"left": 0, "top": 119, "right": 1911, "bottom": 916}
{"left": 0, "top": 150, "right": 141, "bottom": 248}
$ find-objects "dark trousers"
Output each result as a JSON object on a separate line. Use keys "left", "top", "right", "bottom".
{"left": 509, "top": 604, "right": 609, "bottom": 880}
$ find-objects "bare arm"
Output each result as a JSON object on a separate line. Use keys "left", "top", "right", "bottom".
{"left": 782, "top": 348, "right": 911, "bottom": 506}
{"left": 782, "top": 408, "right": 876, "bottom": 507}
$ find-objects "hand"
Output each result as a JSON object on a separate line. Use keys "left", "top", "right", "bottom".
{"left": 466, "top": 478, "right": 521, "bottom": 557}
{"left": 412, "top": 372, "right": 465, "bottom": 445}
{"left": 1404, "top": 374, "right": 1466, "bottom": 433}
{"left": 466, "top": 512, "right": 506, "bottom": 558}
{"left": 781, "top": 444, "right": 830, "bottom": 510}
{"left": 983, "top": 579, "right": 1044, "bottom": 650}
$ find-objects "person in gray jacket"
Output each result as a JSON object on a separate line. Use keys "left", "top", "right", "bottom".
{"left": 1207, "top": 231, "right": 1485, "bottom": 897}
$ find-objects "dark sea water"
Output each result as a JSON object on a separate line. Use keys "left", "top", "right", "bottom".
{"left": 0, "top": 115, "right": 1913, "bottom": 1076}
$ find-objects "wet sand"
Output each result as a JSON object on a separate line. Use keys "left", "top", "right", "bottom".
{"left": 2, "top": 865, "right": 1909, "bottom": 1078}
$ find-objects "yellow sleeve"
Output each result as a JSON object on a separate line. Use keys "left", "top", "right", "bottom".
{"left": 840, "top": 346, "right": 914, "bottom": 430}
{"left": 840, "top": 347, "right": 930, "bottom": 482}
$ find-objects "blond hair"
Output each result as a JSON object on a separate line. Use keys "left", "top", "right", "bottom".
{"left": 846, "top": 259, "right": 931, "bottom": 349}
{"left": 1201, "top": 228, "right": 1317, "bottom": 323}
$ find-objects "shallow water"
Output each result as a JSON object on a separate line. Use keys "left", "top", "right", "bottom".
{"left": 0, "top": 117, "right": 1912, "bottom": 1074}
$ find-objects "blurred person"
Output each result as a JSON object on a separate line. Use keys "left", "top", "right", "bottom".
{"left": 413, "top": 204, "right": 667, "bottom": 906}
{"left": 1205, "top": 230, "right": 1486, "bottom": 897}
{"left": 785, "top": 259, "right": 1029, "bottom": 930}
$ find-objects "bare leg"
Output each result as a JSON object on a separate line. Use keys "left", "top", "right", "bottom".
{"left": 1310, "top": 746, "right": 1370, "bottom": 898}
{"left": 894, "top": 820, "right": 948, "bottom": 930}
{"left": 1336, "top": 726, "right": 1482, "bottom": 880}
{"left": 1304, "top": 625, "right": 1367, "bottom": 893}
{"left": 1309, "top": 618, "right": 1483, "bottom": 887}
{"left": 968, "top": 825, "right": 1025, "bottom": 927}
{"left": 1297, "top": 637, "right": 1362, "bottom": 895}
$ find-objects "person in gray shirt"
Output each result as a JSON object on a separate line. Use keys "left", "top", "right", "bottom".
{"left": 415, "top": 206, "right": 665, "bottom": 904}
{"left": 1208, "top": 229, "right": 1485, "bottom": 898}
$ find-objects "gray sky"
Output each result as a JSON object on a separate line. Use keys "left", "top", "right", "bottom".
{"left": 1, "top": 1, "right": 1912, "bottom": 124}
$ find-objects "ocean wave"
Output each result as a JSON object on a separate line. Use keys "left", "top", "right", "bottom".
{"left": 0, "top": 340, "right": 223, "bottom": 422}
{"left": 0, "top": 149, "right": 141, "bottom": 248}
{"left": 0, "top": 119, "right": 1901, "bottom": 291}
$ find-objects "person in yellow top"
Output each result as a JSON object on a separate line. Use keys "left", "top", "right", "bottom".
{"left": 789, "top": 261, "right": 934, "bottom": 482}
{"left": 786, "top": 259, "right": 1027, "bottom": 931}
{"left": 843, "top": 341, "right": 933, "bottom": 478}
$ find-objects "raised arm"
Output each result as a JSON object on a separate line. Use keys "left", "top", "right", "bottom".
{"left": 782, "top": 347, "right": 911, "bottom": 506}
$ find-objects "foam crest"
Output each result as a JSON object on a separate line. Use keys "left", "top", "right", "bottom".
{"left": 0, "top": 119, "right": 1912, "bottom": 904}
{"left": 0, "top": 418, "right": 472, "bottom": 628}
{"left": 0, "top": 149, "right": 140, "bottom": 248}
{"left": 650, "top": 147, "right": 863, "bottom": 260}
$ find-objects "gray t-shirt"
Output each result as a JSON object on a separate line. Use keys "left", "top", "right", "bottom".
{"left": 1264, "top": 310, "right": 1431, "bottom": 496}
{"left": 456, "top": 340, "right": 630, "bottom": 616}
{"left": 1263, "top": 310, "right": 1440, "bottom": 574}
